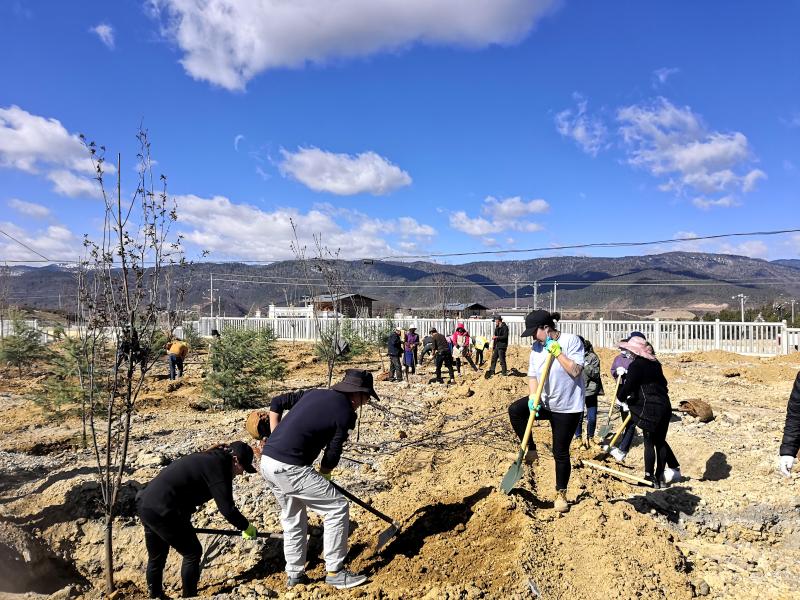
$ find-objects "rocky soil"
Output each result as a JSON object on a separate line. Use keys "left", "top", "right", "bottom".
{"left": 0, "top": 343, "right": 798, "bottom": 599}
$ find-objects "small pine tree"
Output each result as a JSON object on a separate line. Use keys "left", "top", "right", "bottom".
{"left": 182, "top": 322, "right": 206, "bottom": 352}
{"left": 0, "top": 314, "right": 48, "bottom": 376}
{"left": 204, "top": 328, "right": 285, "bottom": 408}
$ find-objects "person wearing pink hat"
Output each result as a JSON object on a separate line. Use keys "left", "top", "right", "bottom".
{"left": 616, "top": 336, "right": 673, "bottom": 488}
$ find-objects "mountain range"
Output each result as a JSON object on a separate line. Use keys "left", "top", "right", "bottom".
{"left": 2, "top": 252, "right": 800, "bottom": 318}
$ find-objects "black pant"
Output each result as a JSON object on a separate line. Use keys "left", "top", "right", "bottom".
{"left": 434, "top": 351, "right": 455, "bottom": 381}
{"left": 420, "top": 344, "right": 433, "bottom": 362}
{"left": 508, "top": 397, "right": 581, "bottom": 490}
{"left": 138, "top": 506, "right": 203, "bottom": 598}
{"left": 454, "top": 352, "right": 477, "bottom": 374}
{"left": 641, "top": 420, "right": 670, "bottom": 480}
{"left": 488, "top": 347, "right": 507, "bottom": 375}
{"left": 475, "top": 348, "right": 484, "bottom": 365}
{"left": 388, "top": 355, "right": 403, "bottom": 381}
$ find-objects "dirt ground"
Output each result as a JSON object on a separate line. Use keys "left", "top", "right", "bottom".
{"left": 1, "top": 342, "right": 799, "bottom": 599}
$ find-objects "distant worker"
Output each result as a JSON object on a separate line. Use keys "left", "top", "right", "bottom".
{"left": 136, "top": 442, "right": 258, "bottom": 599}
{"left": 575, "top": 336, "right": 603, "bottom": 447}
{"left": 166, "top": 336, "right": 189, "bottom": 380}
{"left": 451, "top": 323, "right": 478, "bottom": 375}
{"left": 260, "top": 369, "right": 376, "bottom": 589}
{"left": 473, "top": 334, "right": 489, "bottom": 366}
{"left": 387, "top": 326, "right": 403, "bottom": 382}
{"left": 404, "top": 326, "right": 420, "bottom": 377}
{"left": 606, "top": 331, "right": 644, "bottom": 461}
{"left": 778, "top": 370, "right": 800, "bottom": 477}
{"left": 508, "top": 311, "right": 584, "bottom": 513}
{"left": 420, "top": 332, "right": 435, "bottom": 364}
{"left": 429, "top": 328, "right": 455, "bottom": 384}
{"left": 484, "top": 315, "right": 509, "bottom": 379}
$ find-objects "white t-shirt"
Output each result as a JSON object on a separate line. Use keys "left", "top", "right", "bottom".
{"left": 528, "top": 332, "right": 586, "bottom": 413}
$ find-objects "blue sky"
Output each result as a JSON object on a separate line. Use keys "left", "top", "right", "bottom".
{"left": 1, "top": 0, "right": 798, "bottom": 264}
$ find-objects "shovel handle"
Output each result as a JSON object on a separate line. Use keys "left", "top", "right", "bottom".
{"left": 518, "top": 353, "right": 555, "bottom": 454}
{"left": 605, "top": 374, "right": 622, "bottom": 420}
{"left": 330, "top": 481, "right": 396, "bottom": 526}
{"left": 607, "top": 413, "right": 632, "bottom": 448}
{"left": 193, "top": 528, "right": 282, "bottom": 539}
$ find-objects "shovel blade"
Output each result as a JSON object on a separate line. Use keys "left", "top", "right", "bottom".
{"left": 499, "top": 458, "right": 524, "bottom": 494}
{"left": 376, "top": 522, "right": 400, "bottom": 551}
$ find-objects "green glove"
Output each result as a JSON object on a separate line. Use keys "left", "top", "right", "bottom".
{"left": 527, "top": 395, "right": 541, "bottom": 417}
{"left": 544, "top": 337, "right": 561, "bottom": 358}
{"left": 319, "top": 470, "right": 332, "bottom": 481}
{"left": 242, "top": 524, "right": 257, "bottom": 540}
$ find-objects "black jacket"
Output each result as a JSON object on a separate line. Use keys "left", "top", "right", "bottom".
{"left": 780, "top": 371, "right": 800, "bottom": 457}
{"left": 137, "top": 450, "right": 248, "bottom": 530}
{"left": 431, "top": 332, "right": 451, "bottom": 355}
{"left": 493, "top": 323, "right": 509, "bottom": 349}
{"left": 618, "top": 357, "right": 671, "bottom": 433}
{"left": 387, "top": 332, "right": 403, "bottom": 356}
{"left": 264, "top": 388, "right": 356, "bottom": 470}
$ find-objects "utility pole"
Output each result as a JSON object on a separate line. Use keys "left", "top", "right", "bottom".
{"left": 732, "top": 293, "right": 747, "bottom": 322}
{"left": 553, "top": 281, "right": 558, "bottom": 314}
{"left": 210, "top": 273, "right": 214, "bottom": 318}
{"left": 533, "top": 280, "right": 538, "bottom": 310}
{"left": 512, "top": 275, "right": 521, "bottom": 309}
{"left": 791, "top": 299, "right": 796, "bottom": 325}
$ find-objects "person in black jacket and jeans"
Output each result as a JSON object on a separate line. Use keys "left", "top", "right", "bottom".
{"left": 779, "top": 370, "right": 800, "bottom": 477}
{"left": 484, "top": 315, "right": 509, "bottom": 378}
{"left": 136, "top": 442, "right": 258, "bottom": 599}
{"left": 387, "top": 327, "right": 403, "bottom": 382}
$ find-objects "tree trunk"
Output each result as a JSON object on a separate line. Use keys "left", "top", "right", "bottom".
{"left": 104, "top": 512, "right": 115, "bottom": 592}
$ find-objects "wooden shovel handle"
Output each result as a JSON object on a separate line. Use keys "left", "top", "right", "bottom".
{"left": 518, "top": 353, "right": 555, "bottom": 453}
{"left": 607, "top": 413, "right": 632, "bottom": 448}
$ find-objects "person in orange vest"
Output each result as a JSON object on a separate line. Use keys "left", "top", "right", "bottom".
{"left": 166, "top": 336, "right": 189, "bottom": 380}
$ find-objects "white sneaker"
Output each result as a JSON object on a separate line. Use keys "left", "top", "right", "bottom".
{"left": 662, "top": 466, "right": 681, "bottom": 484}
{"left": 609, "top": 447, "right": 627, "bottom": 463}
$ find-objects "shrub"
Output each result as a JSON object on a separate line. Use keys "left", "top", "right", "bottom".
{"left": 181, "top": 322, "right": 207, "bottom": 351}
{"left": 204, "top": 327, "right": 285, "bottom": 408}
{"left": 0, "top": 314, "right": 49, "bottom": 376}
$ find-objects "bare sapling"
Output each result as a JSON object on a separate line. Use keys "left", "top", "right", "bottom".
{"left": 75, "top": 129, "right": 188, "bottom": 593}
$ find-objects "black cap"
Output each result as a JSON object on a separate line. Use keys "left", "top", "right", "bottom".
{"left": 229, "top": 441, "right": 257, "bottom": 473}
{"left": 494, "top": 315, "right": 503, "bottom": 322}
{"left": 331, "top": 368, "right": 380, "bottom": 401}
{"left": 521, "top": 310, "right": 556, "bottom": 337}
{"left": 621, "top": 331, "right": 646, "bottom": 342}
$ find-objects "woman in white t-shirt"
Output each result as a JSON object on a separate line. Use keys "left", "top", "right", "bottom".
{"left": 507, "top": 310, "right": 585, "bottom": 513}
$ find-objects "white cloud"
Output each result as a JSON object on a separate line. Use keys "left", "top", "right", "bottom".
{"left": 90, "top": 23, "right": 115, "bottom": 49}
{"left": 279, "top": 147, "right": 412, "bottom": 195}
{"left": 554, "top": 93, "right": 607, "bottom": 156}
{"left": 0, "top": 221, "right": 80, "bottom": 262}
{"left": 449, "top": 195, "right": 546, "bottom": 236}
{"left": 234, "top": 134, "right": 244, "bottom": 151}
{"left": 46, "top": 170, "right": 102, "bottom": 199}
{"left": 0, "top": 105, "right": 89, "bottom": 174}
{"left": 652, "top": 67, "right": 679, "bottom": 87}
{"left": 148, "top": 0, "right": 559, "bottom": 90}
{"left": 7, "top": 198, "right": 50, "bottom": 219}
{"left": 718, "top": 240, "right": 769, "bottom": 259}
{"left": 617, "top": 97, "right": 764, "bottom": 207}
{"left": 174, "top": 194, "right": 435, "bottom": 260}
{"left": 691, "top": 195, "right": 738, "bottom": 210}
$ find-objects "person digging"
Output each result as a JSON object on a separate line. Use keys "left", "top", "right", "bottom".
{"left": 260, "top": 369, "right": 377, "bottom": 590}
{"left": 507, "top": 310, "right": 585, "bottom": 513}
{"left": 136, "top": 441, "right": 259, "bottom": 599}
{"left": 484, "top": 315, "right": 509, "bottom": 378}
{"left": 778, "top": 369, "right": 800, "bottom": 477}
{"left": 428, "top": 328, "right": 456, "bottom": 384}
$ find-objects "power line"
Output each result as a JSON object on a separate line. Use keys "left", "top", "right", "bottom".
{"left": 0, "top": 228, "right": 51, "bottom": 262}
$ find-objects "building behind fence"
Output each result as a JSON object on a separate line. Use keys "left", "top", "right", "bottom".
{"left": 195, "top": 316, "right": 800, "bottom": 357}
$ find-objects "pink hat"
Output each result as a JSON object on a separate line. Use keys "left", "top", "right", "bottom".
{"left": 618, "top": 336, "right": 656, "bottom": 361}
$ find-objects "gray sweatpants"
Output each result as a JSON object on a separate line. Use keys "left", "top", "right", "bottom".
{"left": 260, "top": 455, "right": 349, "bottom": 576}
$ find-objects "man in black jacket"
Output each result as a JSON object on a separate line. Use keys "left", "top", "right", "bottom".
{"left": 136, "top": 442, "right": 257, "bottom": 599}
{"left": 260, "top": 369, "right": 377, "bottom": 590}
{"left": 484, "top": 315, "right": 509, "bottom": 378}
{"left": 387, "top": 326, "right": 403, "bottom": 382}
{"left": 779, "top": 370, "right": 800, "bottom": 477}
{"left": 428, "top": 328, "right": 455, "bottom": 384}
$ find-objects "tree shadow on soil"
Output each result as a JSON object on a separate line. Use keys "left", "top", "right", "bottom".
{"left": 366, "top": 486, "right": 492, "bottom": 571}
{"left": 701, "top": 452, "right": 731, "bottom": 481}
{"left": 12, "top": 478, "right": 142, "bottom": 530}
{"left": 620, "top": 485, "right": 702, "bottom": 523}
{"left": 0, "top": 466, "right": 96, "bottom": 503}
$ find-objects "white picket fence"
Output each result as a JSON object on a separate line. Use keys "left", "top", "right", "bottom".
{"left": 196, "top": 316, "right": 800, "bottom": 356}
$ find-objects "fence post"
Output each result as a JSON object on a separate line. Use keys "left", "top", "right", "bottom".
{"left": 599, "top": 318, "right": 605, "bottom": 349}
{"left": 714, "top": 319, "right": 721, "bottom": 350}
{"left": 653, "top": 319, "right": 661, "bottom": 353}
{"left": 782, "top": 320, "right": 789, "bottom": 355}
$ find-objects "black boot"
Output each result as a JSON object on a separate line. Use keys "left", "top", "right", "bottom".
{"left": 645, "top": 473, "right": 662, "bottom": 489}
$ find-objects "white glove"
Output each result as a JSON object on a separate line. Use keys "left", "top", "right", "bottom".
{"left": 779, "top": 455, "right": 795, "bottom": 477}
{"left": 615, "top": 401, "right": 629, "bottom": 412}
{"left": 615, "top": 367, "right": 627, "bottom": 377}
